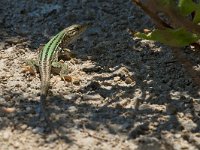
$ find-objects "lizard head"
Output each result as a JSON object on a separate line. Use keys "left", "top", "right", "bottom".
{"left": 64, "top": 23, "right": 91, "bottom": 42}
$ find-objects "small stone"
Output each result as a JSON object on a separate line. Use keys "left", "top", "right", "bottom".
{"left": 178, "top": 112, "right": 184, "bottom": 118}
{"left": 68, "top": 106, "right": 77, "bottom": 113}
{"left": 113, "top": 76, "right": 120, "bottom": 82}
{"left": 82, "top": 94, "right": 102, "bottom": 100}
{"left": 20, "top": 124, "right": 28, "bottom": 130}
{"left": 63, "top": 94, "right": 78, "bottom": 100}
{"left": 193, "top": 103, "right": 200, "bottom": 112}
{"left": 174, "top": 134, "right": 181, "bottom": 138}
{"left": 46, "top": 134, "right": 57, "bottom": 142}
{"left": 63, "top": 75, "right": 72, "bottom": 82}
{"left": 32, "top": 127, "right": 44, "bottom": 134}
{"left": 73, "top": 78, "right": 80, "bottom": 85}
{"left": 2, "top": 130, "right": 12, "bottom": 140}
{"left": 139, "top": 104, "right": 151, "bottom": 111}
{"left": 125, "top": 77, "right": 134, "bottom": 84}
{"left": 26, "top": 106, "right": 31, "bottom": 111}
{"left": 0, "top": 42, "right": 5, "bottom": 50}
{"left": 13, "top": 141, "right": 20, "bottom": 148}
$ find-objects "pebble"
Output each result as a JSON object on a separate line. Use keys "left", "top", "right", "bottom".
{"left": 46, "top": 134, "right": 57, "bottom": 143}
{"left": 177, "top": 112, "right": 184, "bottom": 118}
{"left": 68, "top": 106, "right": 77, "bottom": 113}
{"left": 32, "top": 127, "right": 44, "bottom": 134}
{"left": 174, "top": 134, "right": 181, "bottom": 138}
{"left": 13, "top": 141, "right": 20, "bottom": 148}
{"left": 20, "top": 124, "right": 28, "bottom": 130}
{"left": 0, "top": 42, "right": 5, "bottom": 50}
{"left": 113, "top": 76, "right": 120, "bottom": 82}
{"left": 2, "top": 130, "right": 12, "bottom": 140}
{"left": 193, "top": 103, "right": 200, "bottom": 112}
{"left": 26, "top": 106, "right": 32, "bottom": 112}
{"left": 72, "top": 78, "right": 80, "bottom": 85}
{"left": 82, "top": 94, "right": 102, "bottom": 100}
{"left": 63, "top": 93, "right": 78, "bottom": 100}
{"left": 125, "top": 77, "right": 133, "bottom": 84}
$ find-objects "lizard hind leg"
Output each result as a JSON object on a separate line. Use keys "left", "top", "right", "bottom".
{"left": 25, "top": 59, "right": 39, "bottom": 75}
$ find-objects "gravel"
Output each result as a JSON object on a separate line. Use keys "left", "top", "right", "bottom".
{"left": 0, "top": 0, "right": 200, "bottom": 149}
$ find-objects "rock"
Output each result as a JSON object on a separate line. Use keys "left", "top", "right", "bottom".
{"left": 20, "top": 124, "right": 28, "bottom": 130}
{"left": 26, "top": 106, "right": 31, "bottom": 112}
{"left": 113, "top": 76, "right": 120, "bottom": 82}
{"left": 63, "top": 93, "right": 78, "bottom": 100}
{"left": 72, "top": 77, "right": 81, "bottom": 85}
{"left": 46, "top": 134, "right": 57, "bottom": 143}
{"left": 2, "top": 130, "right": 12, "bottom": 140}
{"left": 32, "top": 127, "right": 44, "bottom": 134}
{"left": 13, "top": 141, "right": 20, "bottom": 148}
{"left": 0, "top": 42, "right": 5, "bottom": 50}
{"left": 125, "top": 77, "right": 134, "bottom": 84}
{"left": 174, "top": 134, "right": 181, "bottom": 138}
{"left": 68, "top": 106, "right": 77, "bottom": 113}
{"left": 193, "top": 102, "right": 200, "bottom": 112}
{"left": 82, "top": 94, "right": 102, "bottom": 100}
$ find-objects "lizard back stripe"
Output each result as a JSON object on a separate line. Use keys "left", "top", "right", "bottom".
{"left": 47, "top": 30, "right": 66, "bottom": 61}
{"left": 39, "top": 33, "right": 60, "bottom": 64}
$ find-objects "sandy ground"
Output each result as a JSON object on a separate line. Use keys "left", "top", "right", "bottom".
{"left": 0, "top": 0, "right": 200, "bottom": 149}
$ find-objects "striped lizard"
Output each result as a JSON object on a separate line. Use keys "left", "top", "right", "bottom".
{"left": 33, "top": 23, "right": 90, "bottom": 122}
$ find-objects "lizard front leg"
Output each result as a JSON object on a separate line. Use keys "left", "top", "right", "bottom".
{"left": 25, "top": 49, "right": 70, "bottom": 77}
{"left": 51, "top": 61, "right": 69, "bottom": 81}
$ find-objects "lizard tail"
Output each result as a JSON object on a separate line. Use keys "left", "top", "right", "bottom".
{"left": 39, "top": 80, "right": 50, "bottom": 113}
{"left": 40, "top": 80, "right": 50, "bottom": 100}
{"left": 39, "top": 60, "right": 51, "bottom": 108}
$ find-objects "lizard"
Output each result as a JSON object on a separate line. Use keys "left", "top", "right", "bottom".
{"left": 35, "top": 23, "right": 90, "bottom": 122}
{"left": 25, "top": 48, "right": 74, "bottom": 76}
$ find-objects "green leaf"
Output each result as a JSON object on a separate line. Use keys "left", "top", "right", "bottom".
{"left": 193, "top": 6, "right": 200, "bottom": 23}
{"left": 178, "top": 0, "right": 195, "bottom": 15}
{"left": 135, "top": 28, "right": 200, "bottom": 47}
{"left": 178, "top": 0, "right": 200, "bottom": 23}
